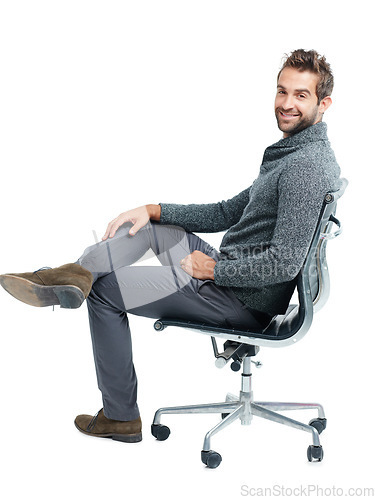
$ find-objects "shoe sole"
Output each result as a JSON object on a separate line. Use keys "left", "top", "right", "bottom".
{"left": 0, "top": 275, "right": 85, "bottom": 309}
{"left": 74, "top": 421, "right": 142, "bottom": 443}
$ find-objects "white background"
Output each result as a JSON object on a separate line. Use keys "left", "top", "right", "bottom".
{"left": 0, "top": 1, "right": 373, "bottom": 498}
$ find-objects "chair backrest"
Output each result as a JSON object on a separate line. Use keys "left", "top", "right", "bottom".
{"left": 255, "top": 177, "right": 348, "bottom": 347}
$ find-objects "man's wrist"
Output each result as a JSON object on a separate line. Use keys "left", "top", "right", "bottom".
{"left": 203, "top": 256, "right": 216, "bottom": 281}
{"left": 209, "top": 261, "right": 216, "bottom": 280}
{"left": 146, "top": 204, "right": 161, "bottom": 221}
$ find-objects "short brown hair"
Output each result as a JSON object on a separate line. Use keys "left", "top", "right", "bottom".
{"left": 277, "top": 49, "right": 334, "bottom": 103}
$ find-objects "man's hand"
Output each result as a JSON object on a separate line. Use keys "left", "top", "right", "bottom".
{"left": 180, "top": 250, "right": 216, "bottom": 280}
{"left": 102, "top": 204, "right": 161, "bottom": 240}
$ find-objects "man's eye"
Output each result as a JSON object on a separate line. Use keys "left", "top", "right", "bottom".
{"left": 298, "top": 94, "right": 306, "bottom": 99}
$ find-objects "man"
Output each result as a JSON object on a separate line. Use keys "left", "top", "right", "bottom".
{"left": 0, "top": 49, "right": 341, "bottom": 443}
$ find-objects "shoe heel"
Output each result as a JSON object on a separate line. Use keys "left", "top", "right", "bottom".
{"left": 112, "top": 432, "right": 142, "bottom": 443}
{"left": 54, "top": 286, "right": 85, "bottom": 309}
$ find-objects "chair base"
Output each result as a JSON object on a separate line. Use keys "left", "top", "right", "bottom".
{"left": 152, "top": 356, "right": 326, "bottom": 467}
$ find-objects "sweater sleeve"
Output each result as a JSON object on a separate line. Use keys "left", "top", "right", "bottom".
{"left": 159, "top": 186, "right": 251, "bottom": 233}
{"left": 214, "top": 162, "right": 334, "bottom": 287}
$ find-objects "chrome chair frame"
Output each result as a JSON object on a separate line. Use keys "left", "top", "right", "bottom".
{"left": 152, "top": 178, "right": 348, "bottom": 468}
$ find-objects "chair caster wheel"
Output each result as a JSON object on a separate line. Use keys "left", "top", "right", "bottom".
{"left": 307, "top": 445, "right": 324, "bottom": 462}
{"left": 309, "top": 418, "right": 327, "bottom": 434}
{"left": 151, "top": 423, "right": 170, "bottom": 441}
{"left": 154, "top": 321, "right": 164, "bottom": 331}
{"left": 201, "top": 450, "right": 222, "bottom": 468}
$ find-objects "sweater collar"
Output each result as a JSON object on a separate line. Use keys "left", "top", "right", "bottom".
{"left": 262, "top": 121, "right": 328, "bottom": 164}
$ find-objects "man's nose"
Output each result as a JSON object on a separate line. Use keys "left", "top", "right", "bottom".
{"left": 282, "top": 95, "right": 295, "bottom": 110}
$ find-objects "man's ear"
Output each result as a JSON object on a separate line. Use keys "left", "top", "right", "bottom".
{"left": 318, "top": 96, "right": 332, "bottom": 114}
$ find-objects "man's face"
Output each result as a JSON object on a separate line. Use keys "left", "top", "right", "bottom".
{"left": 275, "top": 67, "right": 330, "bottom": 138}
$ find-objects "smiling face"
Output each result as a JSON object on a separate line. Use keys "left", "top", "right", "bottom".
{"left": 275, "top": 67, "right": 332, "bottom": 138}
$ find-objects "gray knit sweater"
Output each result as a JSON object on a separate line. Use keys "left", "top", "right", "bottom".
{"left": 159, "top": 122, "right": 341, "bottom": 315}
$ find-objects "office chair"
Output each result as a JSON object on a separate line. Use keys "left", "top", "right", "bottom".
{"left": 151, "top": 178, "right": 348, "bottom": 468}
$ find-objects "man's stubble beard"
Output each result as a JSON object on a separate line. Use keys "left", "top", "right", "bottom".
{"left": 275, "top": 105, "right": 321, "bottom": 137}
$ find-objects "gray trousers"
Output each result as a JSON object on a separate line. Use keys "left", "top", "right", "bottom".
{"left": 77, "top": 221, "right": 270, "bottom": 421}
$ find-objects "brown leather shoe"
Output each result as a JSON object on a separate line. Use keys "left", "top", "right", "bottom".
{"left": 74, "top": 409, "right": 142, "bottom": 443}
{"left": 0, "top": 263, "right": 93, "bottom": 308}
